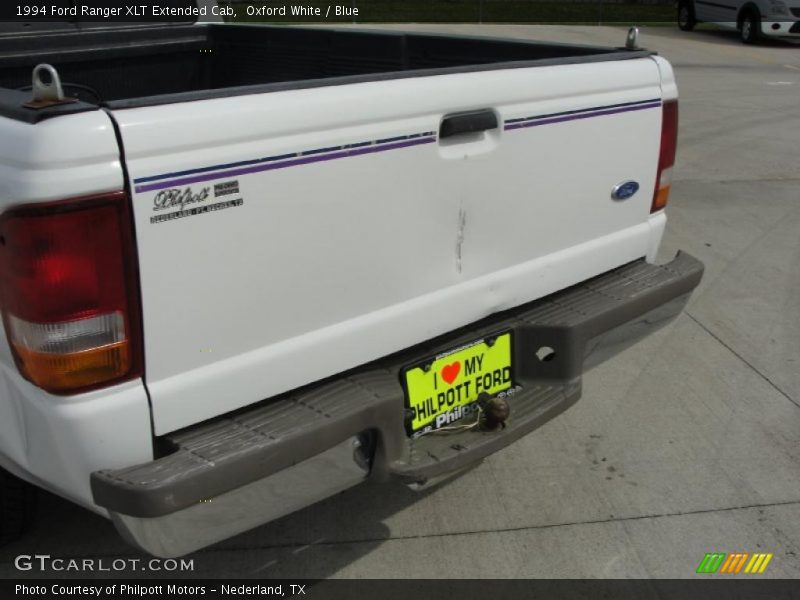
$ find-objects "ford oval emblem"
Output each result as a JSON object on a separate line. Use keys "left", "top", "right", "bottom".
{"left": 611, "top": 180, "right": 640, "bottom": 201}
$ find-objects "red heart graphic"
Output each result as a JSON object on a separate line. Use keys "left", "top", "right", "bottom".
{"left": 441, "top": 362, "right": 461, "bottom": 385}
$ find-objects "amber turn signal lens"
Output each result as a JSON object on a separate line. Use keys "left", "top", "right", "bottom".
{"left": 12, "top": 342, "right": 131, "bottom": 392}
{"left": 652, "top": 184, "right": 671, "bottom": 212}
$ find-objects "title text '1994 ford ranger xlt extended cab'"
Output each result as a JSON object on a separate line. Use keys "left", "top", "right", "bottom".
{"left": 0, "top": 8, "right": 703, "bottom": 557}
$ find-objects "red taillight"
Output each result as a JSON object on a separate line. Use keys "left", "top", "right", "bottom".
{"left": 652, "top": 100, "right": 679, "bottom": 213}
{"left": 0, "top": 192, "right": 142, "bottom": 394}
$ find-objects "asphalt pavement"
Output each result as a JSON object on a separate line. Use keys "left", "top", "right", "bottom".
{"left": 1, "top": 23, "right": 798, "bottom": 580}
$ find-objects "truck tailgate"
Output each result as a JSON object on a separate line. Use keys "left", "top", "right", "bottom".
{"left": 112, "top": 57, "right": 666, "bottom": 434}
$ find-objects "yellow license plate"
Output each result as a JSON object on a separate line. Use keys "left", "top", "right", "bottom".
{"left": 404, "top": 332, "right": 513, "bottom": 436}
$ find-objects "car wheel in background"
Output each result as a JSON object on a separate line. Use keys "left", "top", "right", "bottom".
{"left": 678, "top": 1, "right": 697, "bottom": 31}
{"left": 740, "top": 11, "right": 761, "bottom": 44}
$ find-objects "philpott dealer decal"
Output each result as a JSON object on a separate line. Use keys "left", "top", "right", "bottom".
{"left": 148, "top": 180, "right": 243, "bottom": 225}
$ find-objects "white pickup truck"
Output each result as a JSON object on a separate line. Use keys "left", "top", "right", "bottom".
{"left": 0, "top": 12, "right": 703, "bottom": 557}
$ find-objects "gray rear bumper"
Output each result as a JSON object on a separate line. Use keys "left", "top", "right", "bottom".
{"left": 92, "top": 252, "right": 703, "bottom": 557}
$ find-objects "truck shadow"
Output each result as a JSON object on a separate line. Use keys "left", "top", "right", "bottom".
{"left": 692, "top": 29, "right": 800, "bottom": 48}
{"left": 196, "top": 479, "right": 437, "bottom": 578}
{"left": 0, "top": 476, "right": 452, "bottom": 579}
{"left": 674, "top": 27, "right": 800, "bottom": 47}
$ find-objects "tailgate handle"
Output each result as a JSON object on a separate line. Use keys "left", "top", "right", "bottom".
{"left": 439, "top": 110, "right": 498, "bottom": 140}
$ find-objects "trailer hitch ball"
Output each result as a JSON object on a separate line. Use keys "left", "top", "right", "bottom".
{"left": 477, "top": 393, "right": 510, "bottom": 431}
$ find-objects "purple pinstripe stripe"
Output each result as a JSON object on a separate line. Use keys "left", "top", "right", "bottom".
{"left": 134, "top": 136, "right": 436, "bottom": 193}
{"left": 504, "top": 101, "right": 662, "bottom": 131}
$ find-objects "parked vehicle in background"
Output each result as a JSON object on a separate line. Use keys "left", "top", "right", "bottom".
{"left": 678, "top": 0, "right": 800, "bottom": 43}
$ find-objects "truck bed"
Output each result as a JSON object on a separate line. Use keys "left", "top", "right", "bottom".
{"left": 0, "top": 24, "right": 648, "bottom": 112}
